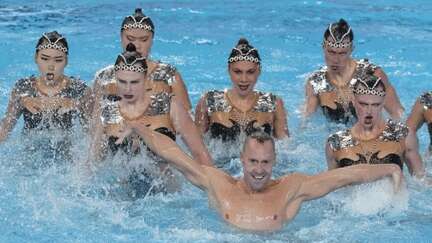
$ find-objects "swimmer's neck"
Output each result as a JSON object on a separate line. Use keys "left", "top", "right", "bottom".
{"left": 352, "top": 119, "right": 385, "bottom": 140}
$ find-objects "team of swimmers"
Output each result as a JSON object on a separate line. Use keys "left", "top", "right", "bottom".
{"left": 0, "top": 9, "right": 430, "bottom": 231}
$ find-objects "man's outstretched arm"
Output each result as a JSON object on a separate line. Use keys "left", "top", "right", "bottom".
{"left": 127, "top": 121, "right": 210, "bottom": 190}
{"left": 296, "top": 164, "right": 402, "bottom": 201}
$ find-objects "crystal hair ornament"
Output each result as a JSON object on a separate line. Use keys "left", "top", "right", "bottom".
{"left": 122, "top": 15, "right": 153, "bottom": 31}
{"left": 228, "top": 45, "right": 260, "bottom": 64}
{"left": 353, "top": 77, "right": 386, "bottom": 97}
{"left": 36, "top": 33, "right": 68, "bottom": 53}
{"left": 323, "top": 23, "right": 353, "bottom": 49}
{"left": 114, "top": 54, "right": 147, "bottom": 73}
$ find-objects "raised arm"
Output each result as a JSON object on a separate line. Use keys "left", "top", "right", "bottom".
{"left": 194, "top": 94, "right": 210, "bottom": 134}
{"left": 296, "top": 164, "right": 402, "bottom": 201}
{"left": 303, "top": 81, "right": 319, "bottom": 118}
{"left": 129, "top": 121, "right": 210, "bottom": 190}
{"left": 404, "top": 129, "right": 428, "bottom": 179}
{"left": 406, "top": 99, "right": 425, "bottom": 132}
{"left": 273, "top": 97, "right": 289, "bottom": 138}
{"left": 0, "top": 88, "right": 23, "bottom": 142}
{"left": 171, "top": 96, "right": 213, "bottom": 166}
{"left": 375, "top": 68, "right": 404, "bottom": 120}
{"left": 171, "top": 71, "right": 192, "bottom": 112}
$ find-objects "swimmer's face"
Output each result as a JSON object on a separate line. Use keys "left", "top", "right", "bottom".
{"left": 241, "top": 138, "right": 275, "bottom": 192}
{"left": 121, "top": 29, "right": 153, "bottom": 58}
{"left": 353, "top": 93, "right": 385, "bottom": 129}
{"left": 115, "top": 69, "right": 146, "bottom": 104}
{"left": 323, "top": 37, "right": 352, "bottom": 73}
{"left": 228, "top": 61, "right": 260, "bottom": 97}
{"left": 35, "top": 48, "right": 67, "bottom": 84}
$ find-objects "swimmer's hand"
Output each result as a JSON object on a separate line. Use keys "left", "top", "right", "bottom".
{"left": 391, "top": 166, "right": 403, "bottom": 193}
{"left": 21, "top": 97, "right": 43, "bottom": 114}
{"left": 115, "top": 125, "right": 133, "bottom": 145}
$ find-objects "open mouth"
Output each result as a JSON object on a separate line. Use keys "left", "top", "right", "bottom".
{"left": 123, "top": 95, "right": 134, "bottom": 100}
{"left": 252, "top": 174, "right": 266, "bottom": 181}
{"left": 238, "top": 84, "right": 249, "bottom": 91}
{"left": 46, "top": 73, "right": 55, "bottom": 81}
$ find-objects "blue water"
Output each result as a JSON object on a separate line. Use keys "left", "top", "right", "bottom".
{"left": 1, "top": 0, "right": 432, "bottom": 242}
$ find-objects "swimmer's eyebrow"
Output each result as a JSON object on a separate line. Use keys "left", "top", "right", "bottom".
{"left": 40, "top": 54, "right": 64, "bottom": 59}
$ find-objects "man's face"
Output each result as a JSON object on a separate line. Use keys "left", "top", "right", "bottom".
{"left": 241, "top": 139, "right": 275, "bottom": 192}
{"left": 323, "top": 37, "right": 352, "bottom": 73}
{"left": 353, "top": 93, "right": 385, "bottom": 129}
{"left": 228, "top": 61, "right": 260, "bottom": 97}
{"left": 121, "top": 29, "right": 153, "bottom": 58}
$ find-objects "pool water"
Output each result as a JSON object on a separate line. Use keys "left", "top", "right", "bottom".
{"left": 1, "top": 0, "right": 432, "bottom": 242}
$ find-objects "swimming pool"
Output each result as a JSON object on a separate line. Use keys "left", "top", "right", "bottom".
{"left": 1, "top": 0, "right": 432, "bottom": 242}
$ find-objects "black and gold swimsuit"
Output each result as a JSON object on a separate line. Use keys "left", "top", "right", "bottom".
{"left": 419, "top": 91, "right": 432, "bottom": 149}
{"left": 14, "top": 76, "right": 88, "bottom": 131}
{"left": 327, "top": 119, "right": 409, "bottom": 169}
{"left": 308, "top": 59, "right": 379, "bottom": 124}
{"left": 102, "top": 92, "right": 176, "bottom": 157}
{"left": 204, "top": 90, "right": 277, "bottom": 141}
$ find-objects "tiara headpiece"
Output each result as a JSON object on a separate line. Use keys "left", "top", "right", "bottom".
{"left": 36, "top": 33, "right": 68, "bottom": 53}
{"left": 323, "top": 24, "right": 353, "bottom": 49}
{"left": 228, "top": 45, "right": 260, "bottom": 64}
{"left": 353, "top": 77, "right": 386, "bottom": 97}
{"left": 114, "top": 54, "right": 147, "bottom": 73}
{"left": 122, "top": 15, "right": 153, "bottom": 31}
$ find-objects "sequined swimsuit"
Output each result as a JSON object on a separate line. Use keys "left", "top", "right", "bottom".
{"left": 328, "top": 119, "right": 408, "bottom": 169}
{"left": 419, "top": 91, "right": 432, "bottom": 148}
{"left": 103, "top": 92, "right": 175, "bottom": 156}
{"left": 95, "top": 62, "right": 177, "bottom": 156}
{"left": 308, "top": 59, "right": 379, "bottom": 124}
{"left": 14, "top": 76, "right": 88, "bottom": 131}
{"left": 205, "top": 90, "right": 277, "bottom": 141}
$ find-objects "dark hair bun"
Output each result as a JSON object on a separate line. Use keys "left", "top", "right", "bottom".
{"left": 237, "top": 38, "right": 249, "bottom": 46}
{"left": 126, "top": 43, "right": 137, "bottom": 52}
{"left": 135, "top": 8, "right": 143, "bottom": 15}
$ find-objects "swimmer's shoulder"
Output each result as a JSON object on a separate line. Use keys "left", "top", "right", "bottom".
{"left": 93, "top": 65, "right": 115, "bottom": 84}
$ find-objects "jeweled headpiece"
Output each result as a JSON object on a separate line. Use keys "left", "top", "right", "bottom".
{"left": 228, "top": 38, "right": 261, "bottom": 64}
{"left": 36, "top": 33, "right": 68, "bottom": 53}
{"left": 122, "top": 15, "right": 152, "bottom": 31}
{"left": 114, "top": 54, "right": 147, "bottom": 73}
{"left": 353, "top": 75, "right": 386, "bottom": 97}
{"left": 323, "top": 23, "right": 353, "bottom": 49}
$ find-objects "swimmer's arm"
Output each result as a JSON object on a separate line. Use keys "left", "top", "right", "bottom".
{"left": 89, "top": 71, "right": 105, "bottom": 137}
{"left": 404, "top": 131, "right": 427, "bottom": 178}
{"left": 172, "top": 71, "right": 192, "bottom": 112}
{"left": 273, "top": 98, "right": 289, "bottom": 138}
{"left": 171, "top": 97, "right": 214, "bottom": 166}
{"left": 131, "top": 123, "right": 210, "bottom": 190}
{"left": 325, "top": 141, "right": 338, "bottom": 170}
{"left": 375, "top": 68, "right": 404, "bottom": 120}
{"left": 87, "top": 114, "right": 106, "bottom": 163}
{"left": 194, "top": 95, "right": 210, "bottom": 134}
{"left": 0, "top": 88, "right": 23, "bottom": 142}
{"left": 295, "top": 164, "right": 402, "bottom": 201}
{"left": 303, "top": 81, "right": 319, "bottom": 118}
{"left": 406, "top": 99, "right": 425, "bottom": 132}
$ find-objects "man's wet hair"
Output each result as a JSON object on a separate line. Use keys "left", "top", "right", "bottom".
{"left": 243, "top": 131, "right": 275, "bottom": 153}
{"left": 324, "top": 18, "right": 354, "bottom": 42}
